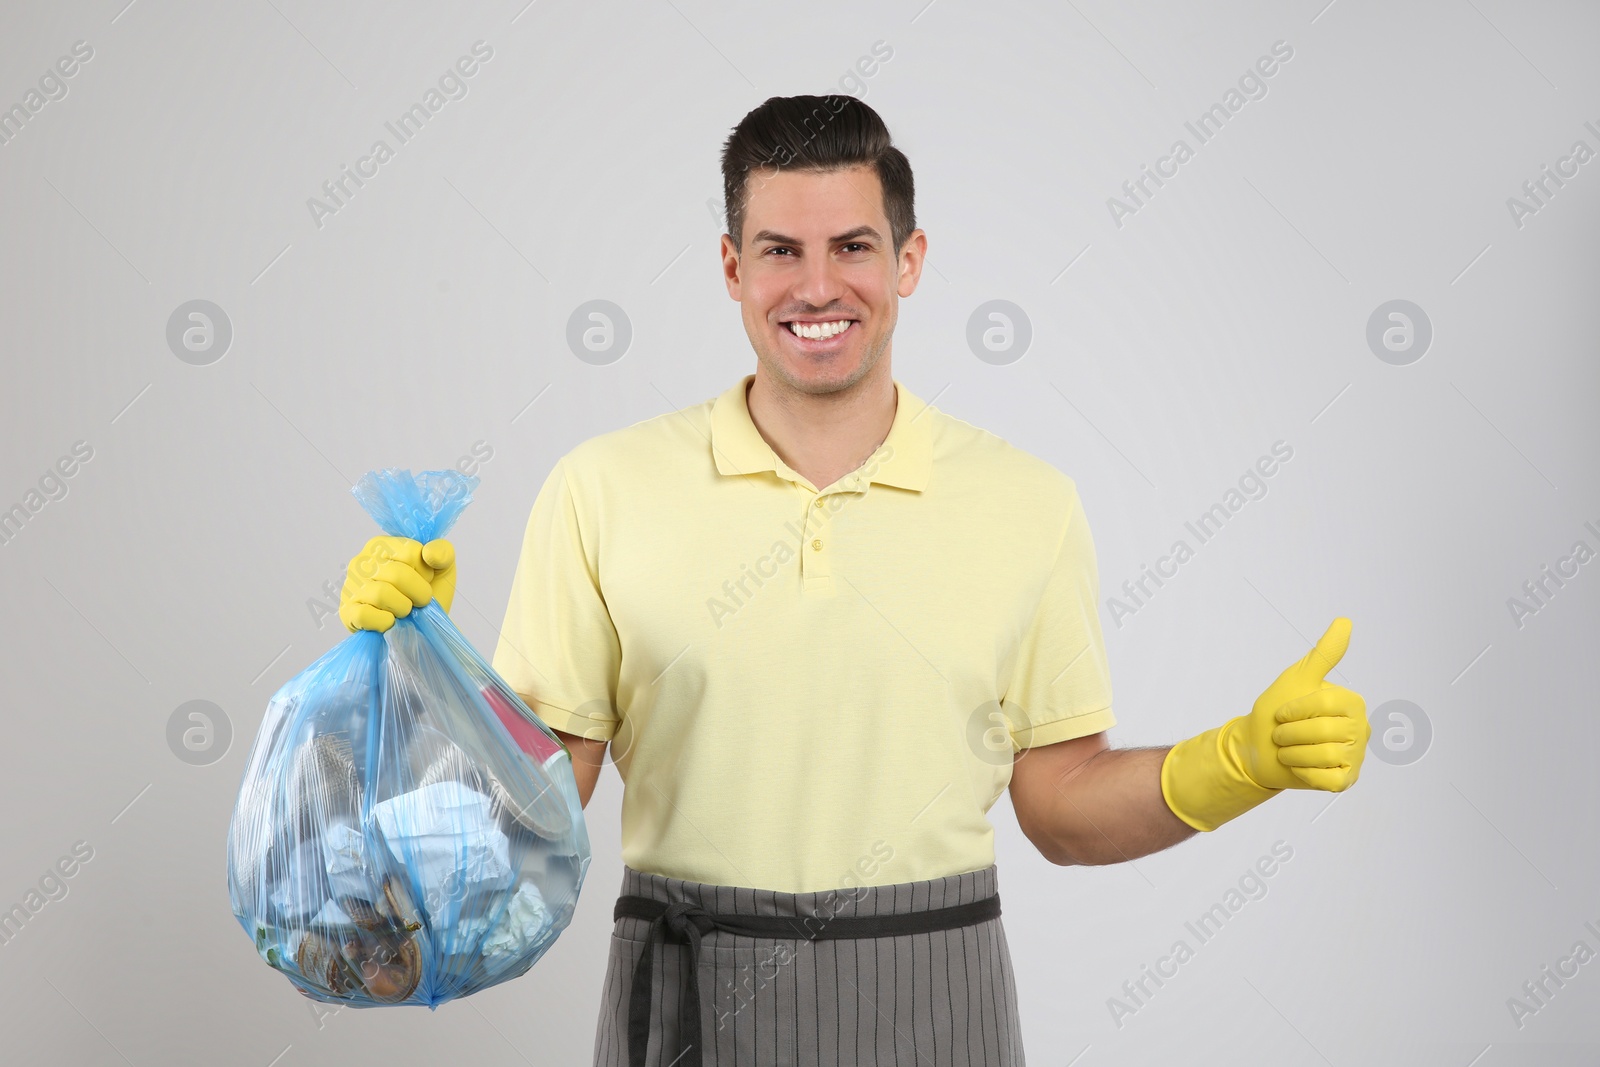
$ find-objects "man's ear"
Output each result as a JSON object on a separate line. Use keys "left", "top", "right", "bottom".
{"left": 721, "top": 233, "right": 742, "bottom": 300}
{"left": 896, "top": 229, "right": 928, "bottom": 298}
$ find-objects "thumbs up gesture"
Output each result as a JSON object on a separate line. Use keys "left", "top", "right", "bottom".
{"left": 1160, "top": 618, "right": 1372, "bottom": 832}
{"left": 1234, "top": 618, "right": 1370, "bottom": 792}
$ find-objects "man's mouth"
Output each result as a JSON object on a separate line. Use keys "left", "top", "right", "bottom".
{"left": 781, "top": 319, "right": 857, "bottom": 344}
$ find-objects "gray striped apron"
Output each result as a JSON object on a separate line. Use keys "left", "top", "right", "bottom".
{"left": 591, "top": 864, "right": 1025, "bottom": 1066}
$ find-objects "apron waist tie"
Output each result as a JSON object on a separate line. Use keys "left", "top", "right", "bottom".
{"left": 613, "top": 891, "right": 1002, "bottom": 1067}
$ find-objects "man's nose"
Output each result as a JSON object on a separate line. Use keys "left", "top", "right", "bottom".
{"left": 790, "top": 254, "right": 849, "bottom": 307}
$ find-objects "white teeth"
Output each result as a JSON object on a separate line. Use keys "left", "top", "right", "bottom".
{"left": 787, "top": 320, "right": 852, "bottom": 340}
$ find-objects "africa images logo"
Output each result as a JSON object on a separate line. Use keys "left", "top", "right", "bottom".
{"left": 1106, "top": 40, "right": 1295, "bottom": 228}
{"left": 305, "top": 41, "right": 494, "bottom": 230}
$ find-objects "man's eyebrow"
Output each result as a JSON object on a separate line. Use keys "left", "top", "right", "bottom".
{"left": 750, "top": 226, "right": 883, "bottom": 246}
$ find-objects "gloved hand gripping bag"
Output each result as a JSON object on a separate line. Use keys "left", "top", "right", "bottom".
{"left": 226, "top": 469, "right": 591, "bottom": 1008}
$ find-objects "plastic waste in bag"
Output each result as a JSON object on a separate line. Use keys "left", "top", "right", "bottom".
{"left": 226, "top": 468, "right": 591, "bottom": 1008}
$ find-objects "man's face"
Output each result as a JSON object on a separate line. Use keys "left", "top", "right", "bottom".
{"left": 722, "top": 164, "right": 925, "bottom": 396}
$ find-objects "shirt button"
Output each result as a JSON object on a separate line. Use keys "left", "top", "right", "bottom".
{"left": 814, "top": 498, "right": 825, "bottom": 508}
{"left": 811, "top": 539, "right": 823, "bottom": 551}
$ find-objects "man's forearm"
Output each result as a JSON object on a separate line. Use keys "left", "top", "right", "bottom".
{"left": 551, "top": 727, "right": 605, "bottom": 809}
{"left": 1033, "top": 746, "right": 1196, "bottom": 865}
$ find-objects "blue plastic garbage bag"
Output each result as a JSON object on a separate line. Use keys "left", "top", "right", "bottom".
{"left": 227, "top": 469, "right": 590, "bottom": 1008}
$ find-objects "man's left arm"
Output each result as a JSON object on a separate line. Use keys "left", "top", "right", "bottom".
{"left": 1011, "top": 734, "right": 1195, "bottom": 865}
{"left": 1011, "top": 618, "right": 1371, "bottom": 865}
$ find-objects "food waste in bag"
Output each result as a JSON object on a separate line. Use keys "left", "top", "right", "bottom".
{"left": 226, "top": 468, "right": 591, "bottom": 1008}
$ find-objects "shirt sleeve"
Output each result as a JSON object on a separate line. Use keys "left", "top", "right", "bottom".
{"left": 490, "top": 455, "right": 623, "bottom": 742}
{"left": 1001, "top": 478, "right": 1116, "bottom": 749}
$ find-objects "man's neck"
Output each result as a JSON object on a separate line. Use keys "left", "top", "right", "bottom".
{"left": 745, "top": 362, "right": 897, "bottom": 492}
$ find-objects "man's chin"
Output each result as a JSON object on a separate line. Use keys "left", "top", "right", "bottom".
{"left": 754, "top": 341, "right": 884, "bottom": 396}
{"left": 761, "top": 357, "right": 863, "bottom": 396}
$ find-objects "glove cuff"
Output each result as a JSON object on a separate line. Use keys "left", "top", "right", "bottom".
{"left": 1160, "top": 718, "right": 1281, "bottom": 832}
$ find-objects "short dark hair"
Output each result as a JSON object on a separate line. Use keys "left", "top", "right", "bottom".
{"left": 720, "top": 94, "right": 916, "bottom": 255}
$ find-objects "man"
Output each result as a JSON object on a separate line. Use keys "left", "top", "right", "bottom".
{"left": 339, "top": 94, "right": 1370, "bottom": 1066}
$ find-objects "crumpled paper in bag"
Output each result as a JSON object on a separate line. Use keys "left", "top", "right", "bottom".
{"left": 446, "top": 880, "right": 553, "bottom": 974}
{"left": 372, "top": 780, "right": 513, "bottom": 911}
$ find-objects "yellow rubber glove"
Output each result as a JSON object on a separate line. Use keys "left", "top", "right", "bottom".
{"left": 1160, "top": 618, "right": 1371, "bottom": 832}
{"left": 337, "top": 536, "right": 457, "bottom": 633}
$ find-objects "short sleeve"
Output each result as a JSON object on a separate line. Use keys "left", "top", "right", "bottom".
{"left": 1001, "top": 480, "right": 1116, "bottom": 749}
{"left": 490, "top": 456, "right": 623, "bottom": 742}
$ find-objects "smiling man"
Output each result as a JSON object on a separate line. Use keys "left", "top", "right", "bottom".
{"left": 339, "top": 94, "right": 1370, "bottom": 1066}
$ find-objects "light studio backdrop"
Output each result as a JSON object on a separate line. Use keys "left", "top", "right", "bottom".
{"left": 1, "top": 1, "right": 1596, "bottom": 1064}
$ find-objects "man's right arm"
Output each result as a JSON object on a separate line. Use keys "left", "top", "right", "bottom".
{"left": 493, "top": 457, "right": 620, "bottom": 813}
{"left": 551, "top": 726, "right": 606, "bottom": 809}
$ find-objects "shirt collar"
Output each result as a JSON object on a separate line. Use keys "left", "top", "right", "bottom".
{"left": 710, "top": 373, "right": 932, "bottom": 492}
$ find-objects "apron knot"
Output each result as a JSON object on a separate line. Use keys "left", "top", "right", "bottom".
{"left": 619, "top": 898, "right": 716, "bottom": 1067}
{"left": 661, "top": 901, "right": 714, "bottom": 941}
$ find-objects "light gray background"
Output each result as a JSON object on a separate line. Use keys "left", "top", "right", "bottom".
{"left": 1, "top": 0, "right": 1596, "bottom": 1064}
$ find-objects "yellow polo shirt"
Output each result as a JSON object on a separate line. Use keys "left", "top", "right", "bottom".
{"left": 491, "top": 374, "right": 1116, "bottom": 893}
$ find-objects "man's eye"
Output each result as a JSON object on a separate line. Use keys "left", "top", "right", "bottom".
{"left": 765, "top": 246, "right": 794, "bottom": 256}
{"left": 842, "top": 243, "right": 869, "bottom": 253}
